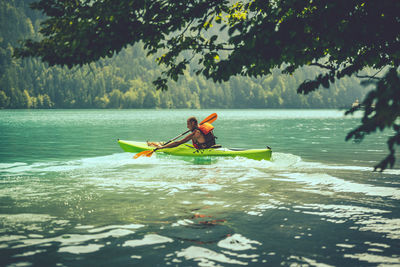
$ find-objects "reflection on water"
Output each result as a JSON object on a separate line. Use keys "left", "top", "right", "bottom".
{"left": 1, "top": 151, "right": 400, "bottom": 266}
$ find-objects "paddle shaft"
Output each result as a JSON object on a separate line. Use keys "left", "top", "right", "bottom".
{"left": 148, "top": 130, "right": 189, "bottom": 154}
{"left": 162, "top": 130, "right": 190, "bottom": 146}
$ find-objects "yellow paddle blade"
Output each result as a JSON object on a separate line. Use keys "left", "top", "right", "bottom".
{"left": 133, "top": 150, "right": 154, "bottom": 159}
{"left": 145, "top": 151, "right": 155, "bottom": 157}
{"left": 200, "top": 113, "right": 217, "bottom": 125}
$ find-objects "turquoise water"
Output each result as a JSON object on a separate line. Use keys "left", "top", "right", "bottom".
{"left": 1, "top": 109, "right": 399, "bottom": 266}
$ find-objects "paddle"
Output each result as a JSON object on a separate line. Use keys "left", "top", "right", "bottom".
{"left": 134, "top": 113, "right": 218, "bottom": 159}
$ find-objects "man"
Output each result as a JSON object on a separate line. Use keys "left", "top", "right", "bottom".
{"left": 148, "top": 116, "right": 216, "bottom": 149}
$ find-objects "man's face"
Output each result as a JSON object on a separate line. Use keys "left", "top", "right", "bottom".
{"left": 187, "top": 120, "right": 195, "bottom": 130}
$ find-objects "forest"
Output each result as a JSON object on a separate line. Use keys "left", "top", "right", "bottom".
{"left": 0, "top": 0, "right": 370, "bottom": 109}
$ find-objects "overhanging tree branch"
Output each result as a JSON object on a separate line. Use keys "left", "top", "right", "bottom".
{"left": 308, "top": 63, "right": 337, "bottom": 72}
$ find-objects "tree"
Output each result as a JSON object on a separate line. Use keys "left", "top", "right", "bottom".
{"left": 22, "top": 89, "right": 32, "bottom": 108}
{"left": 142, "top": 91, "right": 157, "bottom": 108}
{"left": 0, "top": 90, "right": 10, "bottom": 108}
{"left": 41, "top": 93, "right": 54, "bottom": 108}
{"left": 13, "top": 0, "right": 400, "bottom": 170}
{"left": 108, "top": 89, "right": 123, "bottom": 108}
{"left": 94, "top": 94, "right": 110, "bottom": 108}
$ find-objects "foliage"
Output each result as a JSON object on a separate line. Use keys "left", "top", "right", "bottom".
{"left": 1, "top": 0, "right": 369, "bottom": 110}
{"left": 8, "top": 0, "right": 400, "bottom": 170}
{"left": 346, "top": 68, "right": 400, "bottom": 171}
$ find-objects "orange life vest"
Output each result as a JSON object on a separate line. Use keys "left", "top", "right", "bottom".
{"left": 199, "top": 123, "right": 214, "bottom": 134}
{"left": 192, "top": 123, "right": 216, "bottom": 149}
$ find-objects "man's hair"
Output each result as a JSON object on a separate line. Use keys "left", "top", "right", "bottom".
{"left": 187, "top": 116, "right": 198, "bottom": 124}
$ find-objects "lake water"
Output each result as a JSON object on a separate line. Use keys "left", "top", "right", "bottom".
{"left": 1, "top": 109, "right": 399, "bottom": 266}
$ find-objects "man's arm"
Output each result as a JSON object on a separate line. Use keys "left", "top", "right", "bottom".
{"left": 158, "top": 132, "right": 195, "bottom": 149}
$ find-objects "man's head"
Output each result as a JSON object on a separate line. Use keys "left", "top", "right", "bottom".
{"left": 187, "top": 116, "right": 198, "bottom": 130}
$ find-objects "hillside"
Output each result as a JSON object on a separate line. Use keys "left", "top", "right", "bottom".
{"left": 0, "top": 0, "right": 370, "bottom": 109}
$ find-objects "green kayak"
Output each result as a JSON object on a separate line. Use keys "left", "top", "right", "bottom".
{"left": 118, "top": 140, "right": 272, "bottom": 161}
